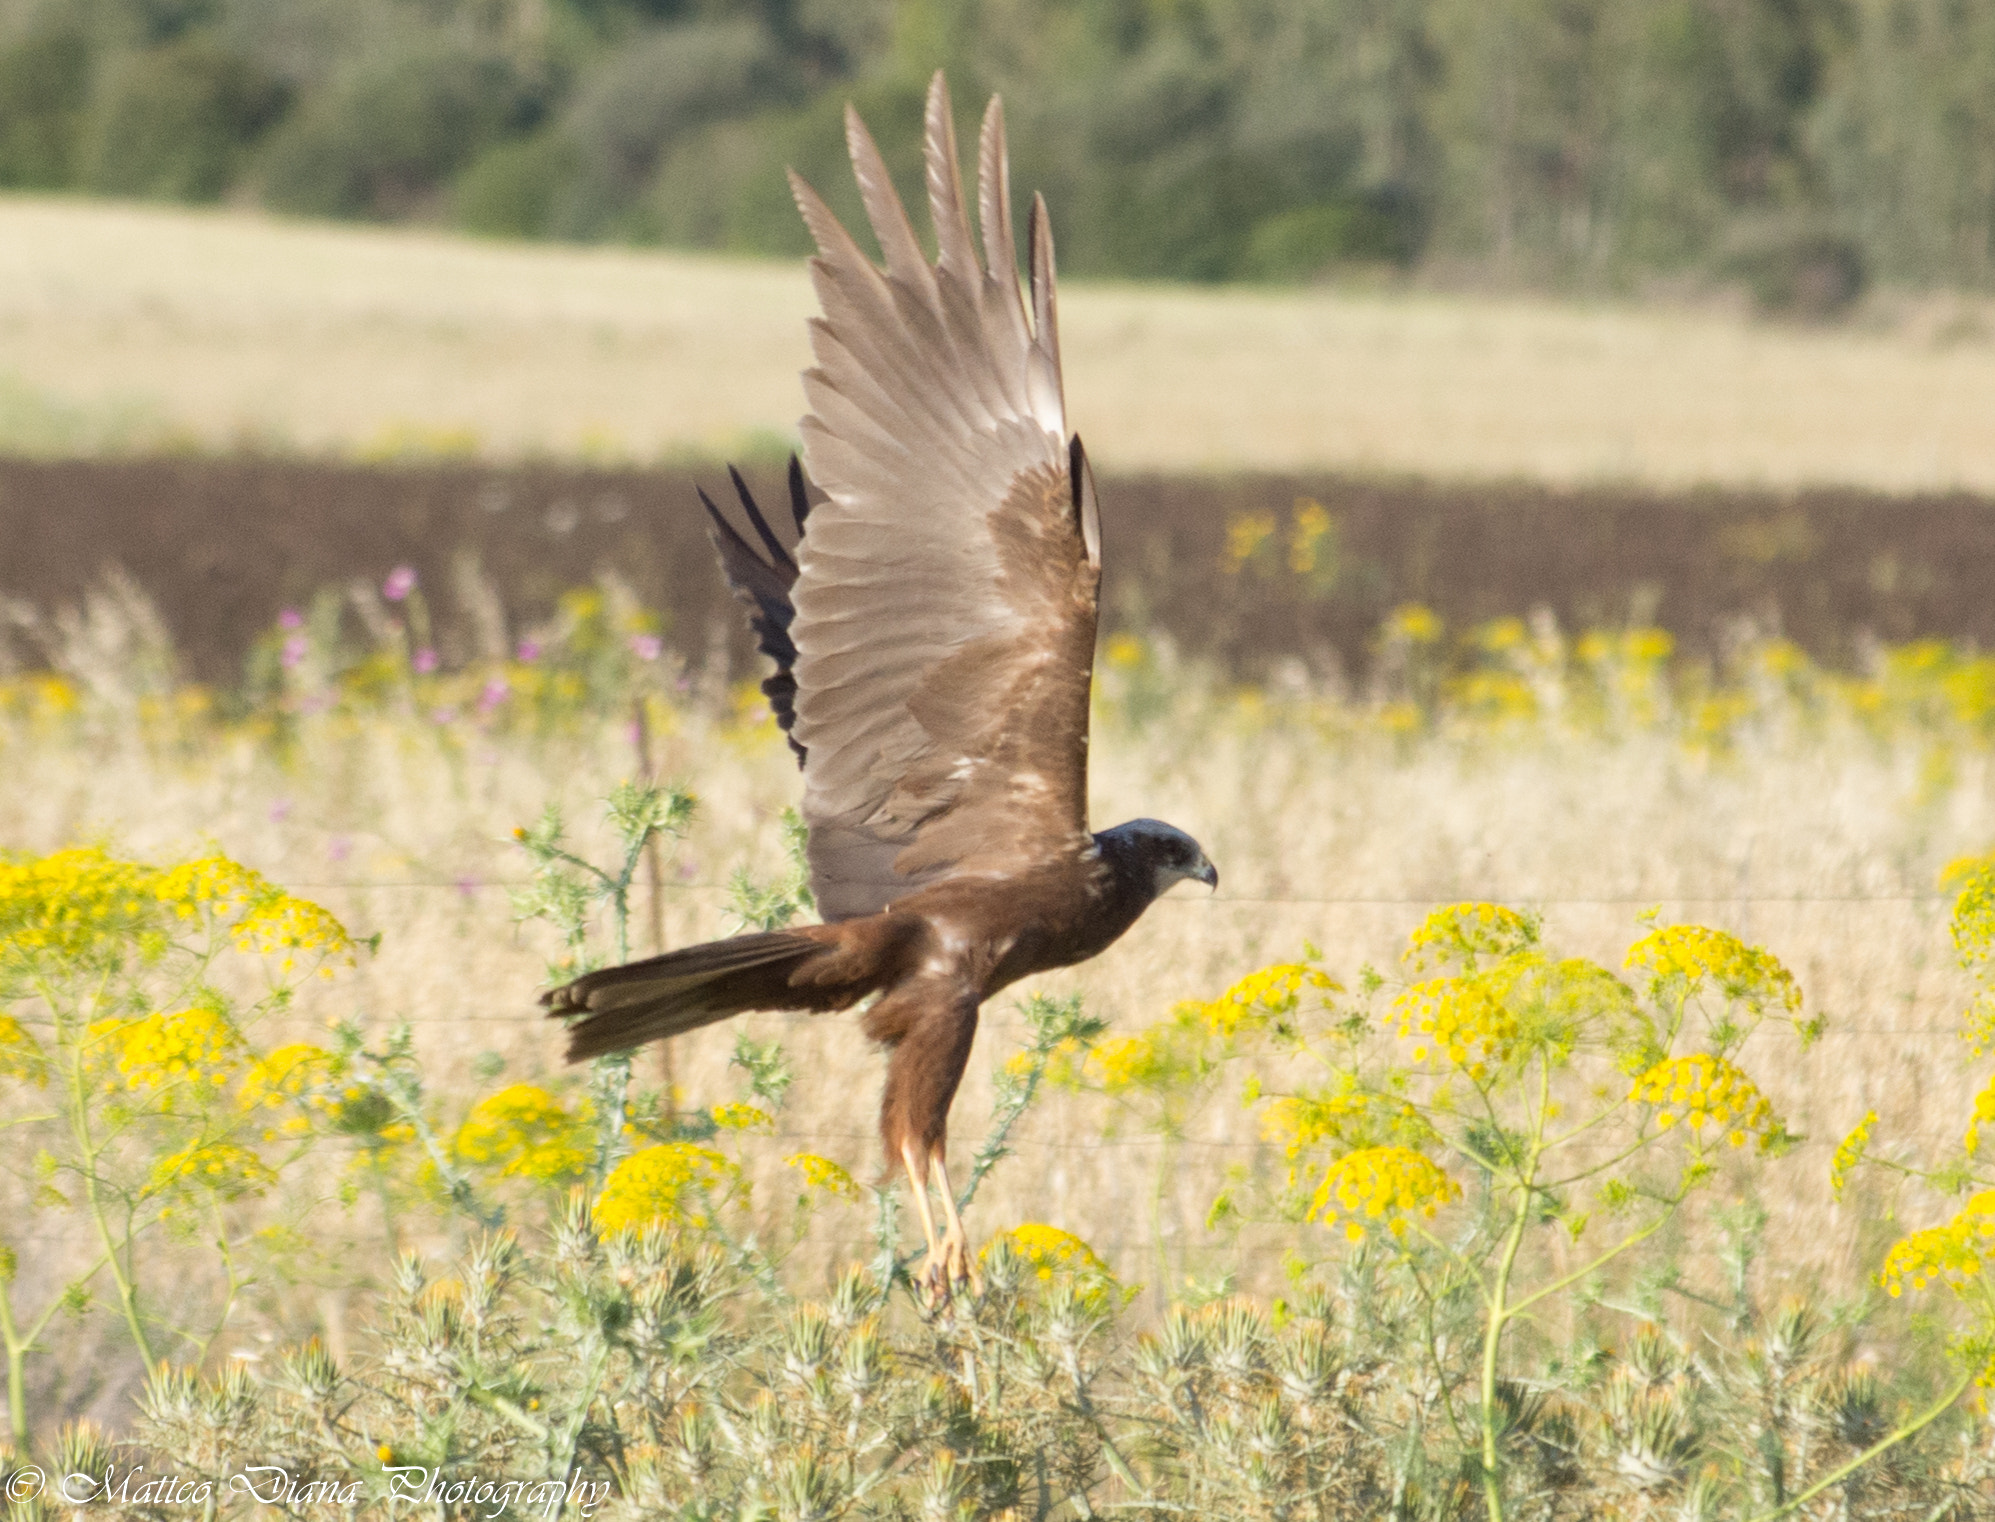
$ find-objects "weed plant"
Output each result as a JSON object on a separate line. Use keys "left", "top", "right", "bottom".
{"left": 3, "top": 573, "right": 1995, "bottom": 1512}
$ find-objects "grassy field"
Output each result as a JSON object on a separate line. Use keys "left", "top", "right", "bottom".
{"left": 9, "top": 194, "right": 1995, "bottom": 489}
{"left": 3, "top": 582, "right": 1987, "bottom": 1311}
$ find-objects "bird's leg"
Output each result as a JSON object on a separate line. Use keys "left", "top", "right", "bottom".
{"left": 929, "top": 1150, "right": 982, "bottom": 1297}
{"left": 900, "top": 1141, "right": 948, "bottom": 1298}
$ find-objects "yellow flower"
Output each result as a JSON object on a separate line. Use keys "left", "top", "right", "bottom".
{"left": 1403, "top": 903, "right": 1538, "bottom": 972}
{"left": 1309, "top": 1147, "right": 1459, "bottom": 1241}
{"left": 455, "top": 1084, "right": 592, "bottom": 1184}
{"left": 100, "top": 1002, "right": 244, "bottom": 1092}
{"left": 1629, "top": 1054, "right": 1781, "bottom": 1150}
{"left": 1085, "top": 1032, "right": 1171, "bottom": 1093}
{"left": 146, "top": 1140, "right": 277, "bottom": 1201}
{"left": 1833, "top": 1110, "right": 1878, "bottom": 1198}
{"left": 1223, "top": 511, "right": 1277, "bottom": 572}
{"left": 1392, "top": 976, "right": 1519, "bottom": 1076}
{"left": 785, "top": 1152, "right": 861, "bottom": 1201}
{"left": 1880, "top": 1192, "right": 1995, "bottom": 1297}
{"left": 1385, "top": 603, "right": 1441, "bottom": 645}
{"left": 1624, "top": 925, "right": 1800, "bottom": 1016}
{"left": 0, "top": 847, "right": 352, "bottom": 977}
{"left": 237, "top": 1044, "right": 336, "bottom": 1112}
{"left": 1194, "top": 961, "right": 1338, "bottom": 1037}
{"left": 1104, "top": 633, "right": 1147, "bottom": 670}
{"left": 710, "top": 1102, "right": 774, "bottom": 1133}
{"left": 986, "top": 1223, "right": 1113, "bottom": 1282}
{"left": 1288, "top": 499, "right": 1333, "bottom": 575}
{"left": 1944, "top": 856, "right": 1995, "bottom": 1050}
{"left": 593, "top": 1143, "right": 734, "bottom": 1233}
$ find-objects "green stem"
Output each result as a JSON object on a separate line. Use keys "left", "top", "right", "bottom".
{"left": 68, "top": 1041, "right": 156, "bottom": 1368}
{"left": 1480, "top": 1191, "right": 1531, "bottom": 1522}
{"left": 1504, "top": 1208, "right": 1675, "bottom": 1319}
{"left": 1745, "top": 1363, "right": 1975, "bottom": 1522}
{"left": 0, "top": 1284, "right": 26, "bottom": 1451}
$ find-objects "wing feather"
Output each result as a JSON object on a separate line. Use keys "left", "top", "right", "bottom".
{"left": 786, "top": 72, "right": 1099, "bottom": 921}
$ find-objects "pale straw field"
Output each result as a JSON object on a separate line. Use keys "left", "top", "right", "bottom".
{"left": 7, "top": 194, "right": 1995, "bottom": 488}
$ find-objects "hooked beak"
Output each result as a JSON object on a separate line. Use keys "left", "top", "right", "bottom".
{"left": 1196, "top": 858, "right": 1219, "bottom": 892}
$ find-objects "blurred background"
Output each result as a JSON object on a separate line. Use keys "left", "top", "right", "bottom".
{"left": 1, "top": 0, "right": 1988, "bottom": 300}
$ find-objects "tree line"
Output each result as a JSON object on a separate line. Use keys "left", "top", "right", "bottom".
{"left": 2, "top": 0, "right": 1989, "bottom": 309}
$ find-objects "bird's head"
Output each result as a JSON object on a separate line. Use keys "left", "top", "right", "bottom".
{"left": 1097, "top": 818, "right": 1218, "bottom": 899}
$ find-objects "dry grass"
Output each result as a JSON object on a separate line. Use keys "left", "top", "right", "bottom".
{"left": 9, "top": 194, "right": 1995, "bottom": 488}
{"left": 1, "top": 589, "right": 1987, "bottom": 1313}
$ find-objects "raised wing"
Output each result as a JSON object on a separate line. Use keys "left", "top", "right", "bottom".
{"left": 787, "top": 73, "right": 1103, "bottom": 921}
{"left": 700, "top": 457, "right": 819, "bottom": 764}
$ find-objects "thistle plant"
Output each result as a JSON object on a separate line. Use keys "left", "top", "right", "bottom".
{"left": 511, "top": 778, "right": 695, "bottom": 1178}
{"left": 0, "top": 848, "right": 355, "bottom": 1450}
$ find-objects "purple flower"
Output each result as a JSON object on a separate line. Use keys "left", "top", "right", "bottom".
{"left": 382, "top": 565, "right": 417, "bottom": 602}
{"left": 269, "top": 799, "right": 292, "bottom": 823}
{"left": 327, "top": 836, "right": 351, "bottom": 863}
{"left": 630, "top": 633, "right": 663, "bottom": 661}
{"left": 281, "top": 635, "right": 308, "bottom": 670}
{"left": 412, "top": 646, "right": 439, "bottom": 674}
{"left": 515, "top": 639, "right": 541, "bottom": 663}
{"left": 478, "top": 677, "right": 510, "bottom": 713}
{"left": 455, "top": 876, "right": 479, "bottom": 899}
{"left": 278, "top": 607, "right": 304, "bottom": 630}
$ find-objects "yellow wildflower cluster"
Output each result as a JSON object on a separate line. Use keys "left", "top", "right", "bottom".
{"left": 1083, "top": 1030, "right": 1189, "bottom": 1094}
{"left": 238, "top": 1044, "right": 336, "bottom": 1111}
{"left": 146, "top": 1139, "right": 278, "bottom": 1201}
{"left": 1879, "top": 1192, "right": 1995, "bottom": 1297}
{"left": 1832, "top": 1110, "right": 1878, "bottom": 1198}
{"left": 1223, "top": 510, "right": 1277, "bottom": 572}
{"left": 785, "top": 1152, "right": 861, "bottom": 1201}
{"left": 1261, "top": 1092, "right": 1372, "bottom": 1160}
{"left": 593, "top": 1142, "right": 733, "bottom": 1233}
{"left": 0, "top": 848, "right": 174, "bottom": 965}
{"left": 1624, "top": 925, "right": 1800, "bottom": 1015}
{"left": 1945, "top": 855, "right": 1995, "bottom": 1050}
{"left": 986, "top": 1222, "right": 1114, "bottom": 1282}
{"left": 1628, "top": 1054, "right": 1779, "bottom": 1149}
{"left": 1310, "top": 1146, "right": 1459, "bottom": 1242}
{"left": 1403, "top": 903, "right": 1537, "bottom": 972}
{"left": 454, "top": 1085, "right": 593, "bottom": 1184}
{"left": 1393, "top": 976, "right": 1520, "bottom": 1078}
{"left": 99, "top": 1003, "right": 244, "bottom": 1093}
{"left": 710, "top": 1102, "right": 774, "bottom": 1133}
{"left": 0, "top": 847, "right": 353, "bottom": 977}
{"left": 1192, "top": 962, "right": 1338, "bottom": 1038}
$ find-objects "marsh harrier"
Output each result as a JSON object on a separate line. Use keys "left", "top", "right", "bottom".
{"left": 545, "top": 74, "right": 1217, "bottom": 1294}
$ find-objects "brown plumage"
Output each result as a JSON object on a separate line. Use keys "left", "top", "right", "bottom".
{"left": 543, "top": 73, "right": 1217, "bottom": 1295}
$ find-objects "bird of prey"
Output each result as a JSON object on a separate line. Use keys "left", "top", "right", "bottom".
{"left": 544, "top": 72, "right": 1217, "bottom": 1295}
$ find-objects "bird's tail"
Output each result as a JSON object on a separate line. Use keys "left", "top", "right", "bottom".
{"left": 542, "top": 930, "right": 825, "bottom": 1061}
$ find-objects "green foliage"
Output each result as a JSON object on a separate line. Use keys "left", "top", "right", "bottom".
{"left": 80, "top": 33, "right": 286, "bottom": 201}
{"left": 259, "top": 40, "right": 539, "bottom": 220}
{"left": 8, "top": 0, "right": 1995, "bottom": 291}
{"left": 0, "top": 14, "right": 92, "bottom": 188}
